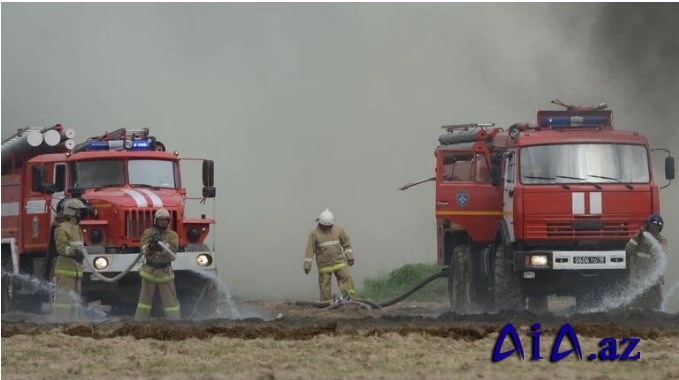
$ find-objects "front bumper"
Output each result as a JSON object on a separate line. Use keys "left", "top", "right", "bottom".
{"left": 82, "top": 251, "right": 217, "bottom": 280}
{"left": 514, "top": 250, "right": 626, "bottom": 271}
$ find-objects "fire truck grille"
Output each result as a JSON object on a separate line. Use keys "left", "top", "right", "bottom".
{"left": 526, "top": 220, "right": 630, "bottom": 238}
{"left": 124, "top": 209, "right": 178, "bottom": 241}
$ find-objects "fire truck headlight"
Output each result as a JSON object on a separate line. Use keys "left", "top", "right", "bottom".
{"left": 187, "top": 228, "right": 201, "bottom": 243}
{"left": 196, "top": 254, "right": 212, "bottom": 267}
{"left": 530, "top": 255, "right": 548, "bottom": 267}
{"left": 90, "top": 229, "right": 104, "bottom": 244}
{"left": 93, "top": 257, "right": 109, "bottom": 270}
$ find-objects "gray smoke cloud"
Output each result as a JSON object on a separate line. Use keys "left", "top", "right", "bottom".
{"left": 558, "top": 3, "right": 679, "bottom": 293}
{"left": 3, "top": 4, "right": 678, "bottom": 301}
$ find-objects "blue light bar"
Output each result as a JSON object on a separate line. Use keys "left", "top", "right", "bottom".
{"left": 129, "top": 140, "right": 152, "bottom": 151}
{"left": 543, "top": 115, "right": 609, "bottom": 127}
{"left": 86, "top": 140, "right": 124, "bottom": 150}
{"left": 85, "top": 139, "right": 152, "bottom": 151}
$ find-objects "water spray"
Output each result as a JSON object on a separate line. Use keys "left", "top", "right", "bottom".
{"left": 584, "top": 231, "right": 668, "bottom": 313}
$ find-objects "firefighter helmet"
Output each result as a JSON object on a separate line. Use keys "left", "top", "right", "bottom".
{"left": 318, "top": 208, "right": 334, "bottom": 226}
{"left": 154, "top": 208, "right": 171, "bottom": 224}
{"left": 62, "top": 198, "right": 87, "bottom": 217}
{"left": 646, "top": 213, "right": 664, "bottom": 232}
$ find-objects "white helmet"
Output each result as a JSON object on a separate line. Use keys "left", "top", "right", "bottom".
{"left": 154, "top": 208, "right": 171, "bottom": 225}
{"left": 318, "top": 208, "right": 334, "bottom": 226}
{"left": 62, "top": 198, "right": 87, "bottom": 217}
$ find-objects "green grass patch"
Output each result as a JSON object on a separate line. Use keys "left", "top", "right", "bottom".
{"left": 358, "top": 263, "right": 447, "bottom": 303}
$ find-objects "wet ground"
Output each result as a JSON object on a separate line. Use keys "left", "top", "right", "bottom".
{"left": 3, "top": 301, "right": 679, "bottom": 379}
{"left": 3, "top": 300, "right": 679, "bottom": 340}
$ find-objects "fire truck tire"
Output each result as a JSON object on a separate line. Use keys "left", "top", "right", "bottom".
{"left": 448, "top": 245, "right": 473, "bottom": 312}
{"left": 493, "top": 244, "right": 524, "bottom": 311}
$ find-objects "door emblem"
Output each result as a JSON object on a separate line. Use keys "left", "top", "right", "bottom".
{"left": 456, "top": 192, "right": 469, "bottom": 208}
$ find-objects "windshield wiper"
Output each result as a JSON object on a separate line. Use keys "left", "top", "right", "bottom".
{"left": 130, "top": 183, "right": 161, "bottom": 190}
{"left": 523, "top": 176, "right": 556, "bottom": 181}
{"left": 92, "top": 184, "right": 123, "bottom": 192}
{"left": 555, "top": 175, "right": 602, "bottom": 190}
{"left": 523, "top": 176, "right": 570, "bottom": 189}
{"left": 587, "top": 175, "right": 633, "bottom": 190}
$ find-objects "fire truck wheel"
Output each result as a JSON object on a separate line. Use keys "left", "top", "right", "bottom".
{"left": 493, "top": 244, "right": 524, "bottom": 311}
{"left": 448, "top": 245, "right": 473, "bottom": 313}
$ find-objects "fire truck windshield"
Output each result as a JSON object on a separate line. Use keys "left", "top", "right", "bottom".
{"left": 71, "top": 160, "right": 125, "bottom": 188}
{"left": 520, "top": 143, "right": 649, "bottom": 184}
{"left": 128, "top": 159, "right": 178, "bottom": 189}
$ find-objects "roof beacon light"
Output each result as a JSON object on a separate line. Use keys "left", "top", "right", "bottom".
{"left": 543, "top": 115, "right": 609, "bottom": 128}
{"left": 129, "top": 140, "right": 152, "bottom": 151}
{"left": 86, "top": 140, "right": 125, "bottom": 151}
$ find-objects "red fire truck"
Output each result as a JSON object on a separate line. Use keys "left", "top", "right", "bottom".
{"left": 2, "top": 125, "right": 218, "bottom": 317}
{"left": 405, "top": 101, "right": 675, "bottom": 312}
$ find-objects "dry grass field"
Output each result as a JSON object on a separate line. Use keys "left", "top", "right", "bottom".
{"left": 3, "top": 301, "right": 679, "bottom": 379}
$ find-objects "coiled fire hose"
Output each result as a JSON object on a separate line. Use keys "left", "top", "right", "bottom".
{"left": 75, "top": 240, "right": 175, "bottom": 283}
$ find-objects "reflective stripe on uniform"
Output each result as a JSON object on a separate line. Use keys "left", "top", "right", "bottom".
{"left": 628, "top": 239, "right": 638, "bottom": 246}
{"left": 636, "top": 252, "right": 652, "bottom": 259}
{"left": 139, "top": 267, "right": 175, "bottom": 283}
{"left": 304, "top": 258, "right": 313, "bottom": 263}
{"left": 164, "top": 305, "right": 180, "bottom": 312}
{"left": 318, "top": 240, "right": 340, "bottom": 248}
{"left": 137, "top": 303, "right": 152, "bottom": 310}
{"left": 318, "top": 262, "right": 347, "bottom": 274}
{"left": 344, "top": 248, "right": 353, "bottom": 253}
{"left": 54, "top": 268, "right": 82, "bottom": 278}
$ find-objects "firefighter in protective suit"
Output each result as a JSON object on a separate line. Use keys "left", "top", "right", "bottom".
{"left": 134, "top": 208, "right": 181, "bottom": 320}
{"left": 625, "top": 213, "right": 668, "bottom": 310}
{"left": 303, "top": 209, "right": 356, "bottom": 302}
{"left": 52, "top": 198, "right": 88, "bottom": 321}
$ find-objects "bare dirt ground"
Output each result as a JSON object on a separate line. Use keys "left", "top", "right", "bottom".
{"left": 3, "top": 300, "right": 679, "bottom": 379}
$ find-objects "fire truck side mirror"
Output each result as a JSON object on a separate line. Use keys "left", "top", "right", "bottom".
{"left": 31, "top": 165, "right": 55, "bottom": 194}
{"left": 202, "top": 160, "right": 215, "bottom": 187}
{"left": 40, "top": 182, "right": 56, "bottom": 195}
{"left": 666, "top": 156, "right": 675, "bottom": 180}
{"left": 202, "top": 186, "right": 216, "bottom": 198}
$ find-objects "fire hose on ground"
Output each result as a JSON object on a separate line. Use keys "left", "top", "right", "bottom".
{"left": 296, "top": 267, "right": 448, "bottom": 310}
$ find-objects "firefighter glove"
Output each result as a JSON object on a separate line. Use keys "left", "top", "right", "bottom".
{"left": 303, "top": 261, "right": 312, "bottom": 275}
{"left": 347, "top": 259, "right": 354, "bottom": 267}
{"left": 151, "top": 233, "right": 162, "bottom": 249}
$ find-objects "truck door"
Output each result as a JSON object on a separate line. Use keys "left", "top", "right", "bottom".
{"left": 502, "top": 150, "right": 516, "bottom": 242}
{"left": 23, "top": 164, "right": 54, "bottom": 255}
{"left": 435, "top": 149, "right": 503, "bottom": 243}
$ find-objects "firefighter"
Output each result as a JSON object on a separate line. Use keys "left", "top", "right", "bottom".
{"left": 52, "top": 198, "right": 88, "bottom": 321}
{"left": 303, "top": 208, "right": 356, "bottom": 302}
{"left": 134, "top": 208, "right": 181, "bottom": 320}
{"left": 625, "top": 213, "right": 668, "bottom": 310}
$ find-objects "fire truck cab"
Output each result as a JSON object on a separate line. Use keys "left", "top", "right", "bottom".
{"left": 2, "top": 126, "right": 219, "bottom": 317}
{"left": 433, "top": 102, "right": 675, "bottom": 312}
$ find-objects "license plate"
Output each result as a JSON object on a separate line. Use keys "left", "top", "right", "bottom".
{"left": 573, "top": 256, "right": 606, "bottom": 264}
